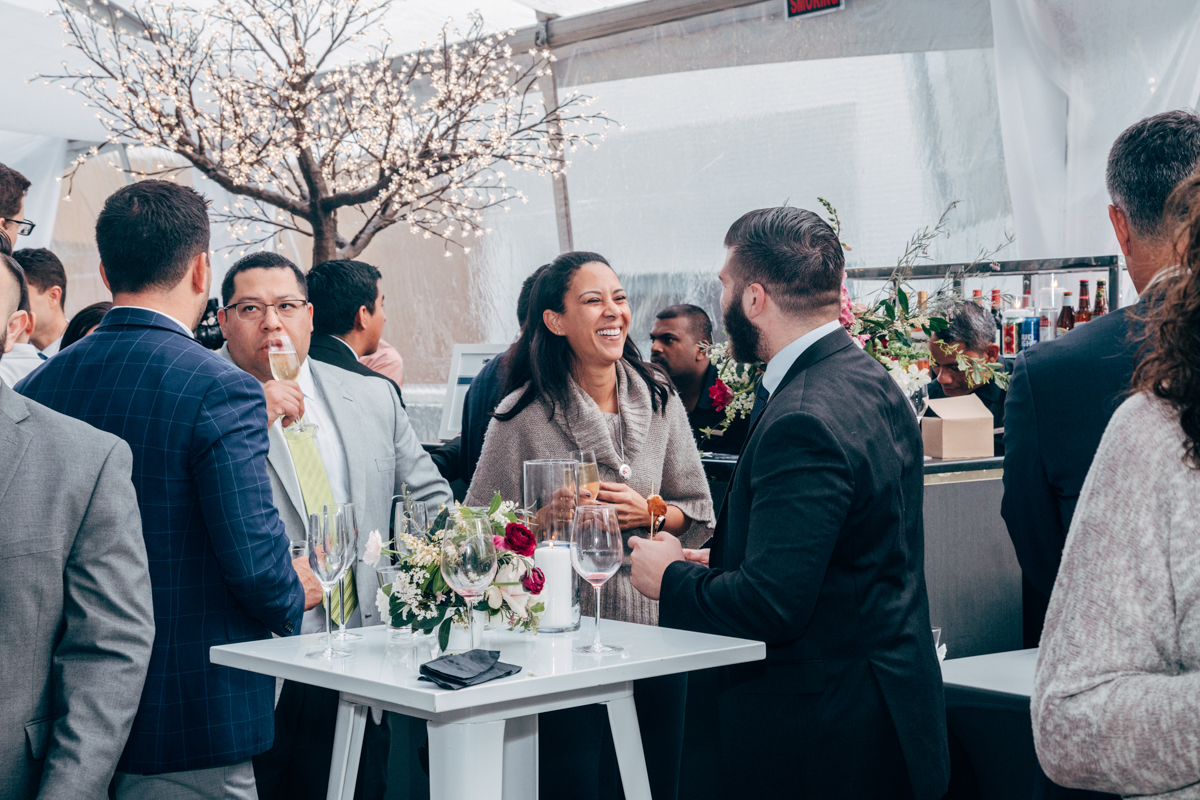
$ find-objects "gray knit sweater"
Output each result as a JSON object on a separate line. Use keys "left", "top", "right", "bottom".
{"left": 1033, "top": 392, "right": 1200, "bottom": 799}
{"left": 466, "top": 359, "right": 715, "bottom": 626}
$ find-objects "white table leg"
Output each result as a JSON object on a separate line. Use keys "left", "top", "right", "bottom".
{"left": 501, "top": 714, "right": 538, "bottom": 800}
{"left": 605, "top": 694, "right": 652, "bottom": 800}
{"left": 428, "top": 719, "right": 506, "bottom": 800}
{"left": 326, "top": 697, "right": 368, "bottom": 800}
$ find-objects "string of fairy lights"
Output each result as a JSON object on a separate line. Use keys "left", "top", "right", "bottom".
{"left": 37, "top": 0, "right": 618, "bottom": 261}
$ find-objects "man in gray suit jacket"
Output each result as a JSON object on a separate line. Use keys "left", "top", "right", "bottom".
{"left": 217, "top": 252, "right": 452, "bottom": 800}
{"left": 0, "top": 254, "right": 155, "bottom": 799}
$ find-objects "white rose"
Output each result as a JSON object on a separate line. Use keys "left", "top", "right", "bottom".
{"left": 363, "top": 529, "right": 383, "bottom": 567}
{"left": 375, "top": 587, "right": 390, "bottom": 621}
{"left": 494, "top": 563, "right": 531, "bottom": 619}
{"left": 486, "top": 585, "right": 503, "bottom": 610}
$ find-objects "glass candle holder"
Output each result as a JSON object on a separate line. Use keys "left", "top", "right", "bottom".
{"left": 523, "top": 459, "right": 582, "bottom": 632}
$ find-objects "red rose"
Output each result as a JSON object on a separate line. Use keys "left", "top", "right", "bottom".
{"left": 521, "top": 567, "right": 545, "bottom": 595}
{"left": 504, "top": 522, "right": 536, "bottom": 557}
{"left": 709, "top": 379, "right": 734, "bottom": 412}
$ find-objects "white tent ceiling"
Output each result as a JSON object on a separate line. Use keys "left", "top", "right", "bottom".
{"left": 0, "top": 0, "right": 634, "bottom": 141}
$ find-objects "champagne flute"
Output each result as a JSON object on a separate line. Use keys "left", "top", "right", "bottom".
{"left": 267, "top": 333, "right": 317, "bottom": 440}
{"left": 329, "top": 503, "right": 363, "bottom": 641}
{"left": 574, "top": 449, "right": 600, "bottom": 504}
{"left": 306, "top": 506, "right": 351, "bottom": 659}
{"left": 569, "top": 505, "right": 623, "bottom": 654}
{"left": 439, "top": 518, "right": 497, "bottom": 651}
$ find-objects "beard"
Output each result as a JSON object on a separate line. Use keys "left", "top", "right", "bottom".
{"left": 723, "top": 290, "right": 762, "bottom": 364}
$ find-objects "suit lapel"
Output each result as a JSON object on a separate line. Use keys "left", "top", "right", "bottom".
{"left": 0, "top": 385, "right": 32, "bottom": 508}
{"left": 267, "top": 424, "right": 306, "bottom": 530}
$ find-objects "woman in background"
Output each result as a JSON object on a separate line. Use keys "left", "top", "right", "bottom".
{"left": 1032, "top": 173, "right": 1200, "bottom": 798}
{"left": 468, "top": 250, "right": 713, "bottom": 800}
{"left": 59, "top": 301, "right": 112, "bottom": 350}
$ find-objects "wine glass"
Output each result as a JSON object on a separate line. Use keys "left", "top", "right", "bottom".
{"left": 574, "top": 449, "right": 600, "bottom": 504}
{"left": 392, "top": 496, "right": 432, "bottom": 546}
{"left": 306, "top": 506, "right": 352, "bottom": 659}
{"left": 569, "top": 505, "right": 623, "bottom": 654}
{"left": 439, "top": 518, "right": 497, "bottom": 651}
{"left": 329, "top": 503, "right": 363, "bottom": 641}
{"left": 267, "top": 332, "right": 317, "bottom": 440}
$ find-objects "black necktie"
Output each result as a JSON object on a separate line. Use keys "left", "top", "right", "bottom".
{"left": 748, "top": 386, "right": 770, "bottom": 428}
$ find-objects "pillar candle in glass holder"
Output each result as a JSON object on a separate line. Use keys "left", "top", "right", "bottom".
{"left": 524, "top": 459, "right": 582, "bottom": 632}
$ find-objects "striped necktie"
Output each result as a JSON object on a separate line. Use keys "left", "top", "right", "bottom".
{"left": 286, "top": 426, "right": 357, "bottom": 625}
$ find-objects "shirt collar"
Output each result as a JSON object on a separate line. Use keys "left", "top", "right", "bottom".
{"left": 296, "top": 357, "right": 317, "bottom": 400}
{"left": 760, "top": 320, "right": 842, "bottom": 397}
{"left": 330, "top": 335, "right": 359, "bottom": 360}
{"left": 112, "top": 305, "right": 196, "bottom": 339}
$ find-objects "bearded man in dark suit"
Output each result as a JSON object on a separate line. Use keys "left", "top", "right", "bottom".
{"left": 631, "top": 206, "right": 949, "bottom": 799}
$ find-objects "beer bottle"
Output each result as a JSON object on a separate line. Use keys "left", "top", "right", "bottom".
{"left": 1093, "top": 280, "right": 1108, "bottom": 317}
{"left": 917, "top": 290, "right": 927, "bottom": 315}
{"left": 1057, "top": 292, "right": 1076, "bottom": 336}
{"left": 1075, "top": 280, "right": 1092, "bottom": 325}
{"left": 972, "top": 289, "right": 984, "bottom": 306}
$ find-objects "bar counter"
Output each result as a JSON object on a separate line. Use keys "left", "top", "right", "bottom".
{"left": 702, "top": 452, "right": 1020, "bottom": 659}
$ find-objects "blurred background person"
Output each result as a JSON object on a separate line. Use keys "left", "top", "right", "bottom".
{"left": 59, "top": 300, "right": 112, "bottom": 351}
{"left": 650, "top": 303, "right": 750, "bottom": 455}
{"left": 928, "top": 299, "right": 1006, "bottom": 455}
{"left": 467, "top": 251, "right": 713, "bottom": 800}
{"left": 359, "top": 338, "right": 404, "bottom": 386}
{"left": 0, "top": 252, "right": 154, "bottom": 800}
{"left": 306, "top": 259, "right": 402, "bottom": 402}
{"left": 0, "top": 256, "right": 43, "bottom": 386}
{"left": 0, "top": 163, "right": 31, "bottom": 259}
{"left": 1032, "top": 171, "right": 1200, "bottom": 799}
{"left": 217, "top": 251, "right": 451, "bottom": 800}
{"left": 13, "top": 248, "right": 69, "bottom": 355}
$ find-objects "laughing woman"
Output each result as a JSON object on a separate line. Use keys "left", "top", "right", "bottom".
{"left": 467, "top": 250, "right": 713, "bottom": 800}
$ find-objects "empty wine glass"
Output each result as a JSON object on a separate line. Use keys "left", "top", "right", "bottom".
{"left": 392, "top": 496, "right": 432, "bottom": 546}
{"left": 306, "top": 506, "right": 352, "bottom": 659}
{"left": 439, "top": 518, "right": 497, "bottom": 650}
{"left": 329, "top": 503, "right": 362, "bottom": 642}
{"left": 570, "top": 505, "right": 623, "bottom": 654}
{"left": 267, "top": 332, "right": 317, "bottom": 440}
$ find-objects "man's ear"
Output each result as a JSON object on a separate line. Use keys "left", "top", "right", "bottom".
{"left": 190, "top": 252, "right": 208, "bottom": 295}
{"left": 4, "top": 310, "right": 27, "bottom": 354}
{"left": 985, "top": 342, "right": 1000, "bottom": 363}
{"left": 744, "top": 283, "right": 768, "bottom": 320}
{"left": 1108, "top": 205, "right": 1133, "bottom": 258}
{"left": 216, "top": 307, "right": 229, "bottom": 338}
{"left": 99, "top": 262, "right": 111, "bottom": 293}
{"left": 48, "top": 285, "right": 63, "bottom": 308}
{"left": 354, "top": 305, "right": 370, "bottom": 332}
{"left": 22, "top": 309, "right": 35, "bottom": 337}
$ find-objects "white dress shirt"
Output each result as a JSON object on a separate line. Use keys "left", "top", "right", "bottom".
{"left": 0, "top": 342, "right": 46, "bottom": 387}
{"left": 112, "top": 305, "right": 196, "bottom": 338}
{"left": 273, "top": 358, "right": 351, "bottom": 505}
{"left": 760, "top": 320, "right": 843, "bottom": 398}
{"left": 39, "top": 335, "right": 62, "bottom": 357}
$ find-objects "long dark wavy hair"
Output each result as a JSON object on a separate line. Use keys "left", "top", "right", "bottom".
{"left": 1133, "top": 172, "right": 1200, "bottom": 469}
{"left": 495, "top": 251, "right": 669, "bottom": 422}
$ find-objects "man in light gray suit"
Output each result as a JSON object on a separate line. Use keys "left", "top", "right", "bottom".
{"left": 0, "top": 253, "right": 155, "bottom": 799}
{"left": 217, "top": 252, "right": 452, "bottom": 800}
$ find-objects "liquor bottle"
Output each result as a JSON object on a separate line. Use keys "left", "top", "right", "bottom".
{"left": 917, "top": 290, "right": 927, "bottom": 315}
{"left": 972, "top": 289, "right": 984, "bottom": 306}
{"left": 1057, "top": 292, "right": 1076, "bottom": 336}
{"left": 990, "top": 288, "right": 1002, "bottom": 312}
{"left": 990, "top": 288, "right": 1003, "bottom": 347}
{"left": 1093, "top": 280, "right": 1108, "bottom": 317}
{"left": 1075, "top": 280, "right": 1092, "bottom": 325}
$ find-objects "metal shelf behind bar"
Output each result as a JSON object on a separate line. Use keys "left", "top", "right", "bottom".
{"left": 846, "top": 255, "right": 1123, "bottom": 308}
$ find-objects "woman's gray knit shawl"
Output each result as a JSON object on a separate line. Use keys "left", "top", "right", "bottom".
{"left": 466, "top": 359, "right": 714, "bottom": 626}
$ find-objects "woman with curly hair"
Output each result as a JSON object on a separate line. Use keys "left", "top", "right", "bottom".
{"left": 1032, "top": 172, "right": 1200, "bottom": 798}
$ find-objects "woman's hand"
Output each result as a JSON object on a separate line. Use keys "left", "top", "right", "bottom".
{"left": 597, "top": 481, "right": 651, "bottom": 530}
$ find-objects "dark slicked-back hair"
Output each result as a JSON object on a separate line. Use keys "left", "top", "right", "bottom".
{"left": 221, "top": 251, "right": 308, "bottom": 306}
{"left": 0, "top": 254, "right": 29, "bottom": 317}
{"left": 496, "top": 251, "right": 669, "bottom": 422}
{"left": 723, "top": 207, "right": 845, "bottom": 315}
{"left": 96, "top": 180, "right": 211, "bottom": 294}
{"left": 0, "top": 163, "right": 30, "bottom": 219}
{"left": 307, "top": 259, "right": 382, "bottom": 336}
{"left": 656, "top": 303, "right": 713, "bottom": 344}
{"left": 517, "top": 264, "right": 552, "bottom": 328}
{"left": 1106, "top": 110, "right": 1200, "bottom": 239}
{"left": 13, "top": 248, "right": 67, "bottom": 310}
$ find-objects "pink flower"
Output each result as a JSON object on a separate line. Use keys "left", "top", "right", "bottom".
{"left": 838, "top": 283, "right": 856, "bottom": 329}
{"left": 521, "top": 567, "right": 545, "bottom": 595}
{"left": 493, "top": 535, "right": 509, "bottom": 552}
{"left": 504, "top": 522, "right": 536, "bottom": 557}
{"left": 709, "top": 379, "right": 734, "bottom": 412}
{"left": 853, "top": 334, "right": 869, "bottom": 349}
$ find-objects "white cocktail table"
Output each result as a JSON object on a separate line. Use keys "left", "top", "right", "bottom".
{"left": 210, "top": 620, "right": 764, "bottom": 800}
{"left": 940, "top": 647, "right": 1037, "bottom": 702}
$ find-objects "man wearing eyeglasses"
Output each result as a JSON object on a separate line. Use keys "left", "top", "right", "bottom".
{"left": 0, "top": 163, "right": 34, "bottom": 255}
{"left": 928, "top": 299, "right": 1006, "bottom": 455}
{"left": 216, "top": 251, "right": 450, "bottom": 800}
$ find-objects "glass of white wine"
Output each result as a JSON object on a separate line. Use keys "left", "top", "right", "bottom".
{"left": 267, "top": 333, "right": 317, "bottom": 441}
{"left": 574, "top": 449, "right": 600, "bottom": 505}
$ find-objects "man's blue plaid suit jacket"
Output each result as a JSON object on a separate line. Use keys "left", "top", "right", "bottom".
{"left": 18, "top": 306, "right": 305, "bottom": 775}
